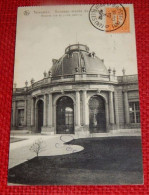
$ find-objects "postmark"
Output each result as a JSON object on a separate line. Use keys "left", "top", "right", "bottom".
{"left": 89, "top": 4, "right": 127, "bottom": 32}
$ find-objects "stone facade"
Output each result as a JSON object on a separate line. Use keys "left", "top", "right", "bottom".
{"left": 11, "top": 44, "right": 140, "bottom": 135}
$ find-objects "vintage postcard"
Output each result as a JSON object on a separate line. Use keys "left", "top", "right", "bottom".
{"left": 8, "top": 4, "right": 143, "bottom": 185}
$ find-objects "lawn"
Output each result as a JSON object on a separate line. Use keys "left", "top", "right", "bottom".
{"left": 8, "top": 136, "right": 143, "bottom": 185}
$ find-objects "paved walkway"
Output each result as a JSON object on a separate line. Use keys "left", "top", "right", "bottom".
{"left": 8, "top": 129, "right": 141, "bottom": 169}
{"left": 8, "top": 134, "right": 84, "bottom": 169}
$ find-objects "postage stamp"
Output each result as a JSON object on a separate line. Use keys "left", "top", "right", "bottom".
{"left": 89, "top": 4, "right": 130, "bottom": 32}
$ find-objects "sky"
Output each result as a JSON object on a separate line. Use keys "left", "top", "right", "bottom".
{"left": 14, "top": 4, "right": 138, "bottom": 87}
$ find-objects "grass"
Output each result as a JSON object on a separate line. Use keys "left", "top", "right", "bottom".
{"left": 8, "top": 136, "right": 143, "bottom": 185}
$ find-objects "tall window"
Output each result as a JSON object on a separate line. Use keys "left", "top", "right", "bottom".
{"left": 129, "top": 102, "right": 140, "bottom": 123}
{"left": 18, "top": 109, "right": 24, "bottom": 126}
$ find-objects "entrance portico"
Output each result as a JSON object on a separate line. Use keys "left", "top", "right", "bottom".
{"left": 30, "top": 87, "right": 120, "bottom": 135}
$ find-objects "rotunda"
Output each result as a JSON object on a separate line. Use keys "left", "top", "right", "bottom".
{"left": 11, "top": 44, "right": 140, "bottom": 135}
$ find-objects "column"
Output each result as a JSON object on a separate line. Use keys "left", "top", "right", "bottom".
{"left": 43, "top": 94, "right": 47, "bottom": 126}
{"left": 53, "top": 104, "right": 56, "bottom": 130}
{"left": 82, "top": 90, "right": 89, "bottom": 125}
{"left": 124, "top": 91, "right": 130, "bottom": 124}
{"left": 31, "top": 98, "right": 35, "bottom": 126}
{"left": 109, "top": 91, "right": 114, "bottom": 124}
{"left": 76, "top": 91, "right": 81, "bottom": 126}
{"left": 114, "top": 91, "right": 119, "bottom": 127}
{"left": 12, "top": 101, "right": 16, "bottom": 126}
{"left": 105, "top": 102, "right": 109, "bottom": 127}
{"left": 24, "top": 99, "right": 27, "bottom": 126}
{"left": 48, "top": 93, "right": 53, "bottom": 126}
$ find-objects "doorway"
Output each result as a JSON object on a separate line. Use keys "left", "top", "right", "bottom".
{"left": 89, "top": 95, "right": 106, "bottom": 133}
{"left": 56, "top": 96, "right": 74, "bottom": 134}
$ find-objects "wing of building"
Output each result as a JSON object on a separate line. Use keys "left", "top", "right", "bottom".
{"left": 11, "top": 44, "right": 140, "bottom": 135}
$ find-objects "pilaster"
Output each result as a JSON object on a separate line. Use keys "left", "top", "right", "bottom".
{"left": 48, "top": 93, "right": 53, "bottom": 127}
{"left": 31, "top": 97, "right": 35, "bottom": 126}
{"left": 124, "top": 91, "right": 130, "bottom": 124}
{"left": 43, "top": 94, "right": 47, "bottom": 126}
{"left": 82, "top": 90, "right": 89, "bottom": 125}
{"left": 114, "top": 91, "right": 119, "bottom": 128}
{"left": 76, "top": 91, "right": 81, "bottom": 126}
{"left": 109, "top": 91, "right": 114, "bottom": 124}
{"left": 24, "top": 98, "right": 27, "bottom": 126}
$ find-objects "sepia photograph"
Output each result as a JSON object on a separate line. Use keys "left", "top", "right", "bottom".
{"left": 8, "top": 4, "right": 143, "bottom": 185}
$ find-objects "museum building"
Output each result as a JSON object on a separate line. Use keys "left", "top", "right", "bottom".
{"left": 11, "top": 44, "right": 140, "bottom": 135}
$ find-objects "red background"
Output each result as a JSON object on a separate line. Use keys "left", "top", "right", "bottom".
{"left": 0, "top": 0, "right": 149, "bottom": 194}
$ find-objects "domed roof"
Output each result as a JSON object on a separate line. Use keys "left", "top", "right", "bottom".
{"left": 51, "top": 44, "right": 108, "bottom": 77}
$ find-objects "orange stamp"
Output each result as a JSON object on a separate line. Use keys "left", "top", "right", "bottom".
{"left": 89, "top": 4, "right": 129, "bottom": 33}
{"left": 106, "top": 7, "right": 130, "bottom": 32}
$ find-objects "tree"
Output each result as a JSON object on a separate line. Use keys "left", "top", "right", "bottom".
{"left": 29, "top": 138, "right": 46, "bottom": 158}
